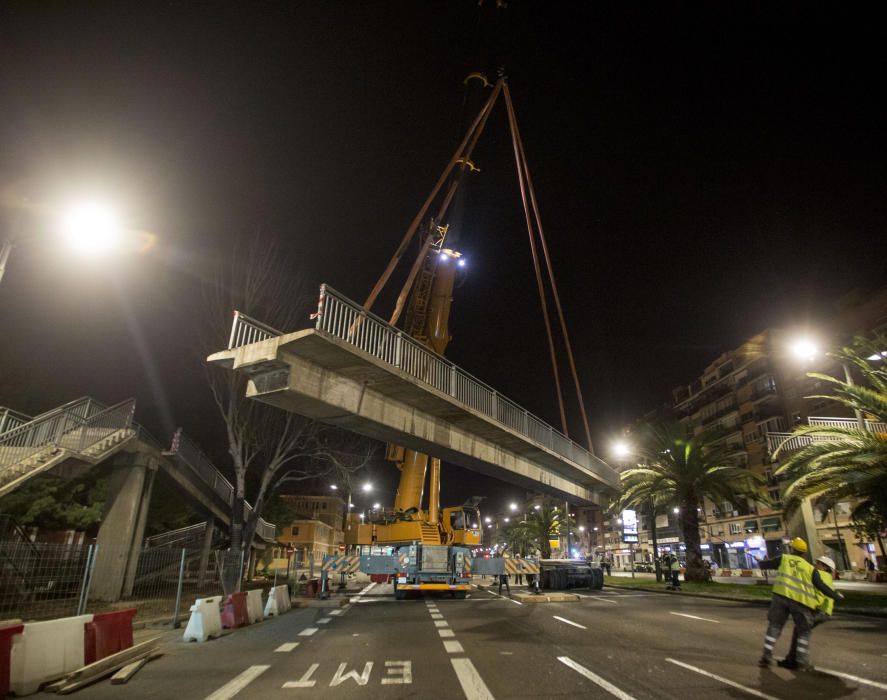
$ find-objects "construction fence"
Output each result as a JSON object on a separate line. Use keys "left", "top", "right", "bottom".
{"left": 0, "top": 538, "right": 235, "bottom": 623}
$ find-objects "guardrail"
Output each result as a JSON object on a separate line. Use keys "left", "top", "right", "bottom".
{"left": 164, "top": 430, "right": 276, "bottom": 542}
{"left": 768, "top": 416, "right": 887, "bottom": 456}
{"left": 228, "top": 311, "right": 282, "bottom": 350}
{"left": 0, "top": 407, "right": 31, "bottom": 435}
{"left": 314, "top": 284, "right": 600, "bottom": 472}
{"left": 808, "top": 416, "right": 887, "bottom": 432}
{"left": 0, "top": 397, "right": 134, "bottom": 471}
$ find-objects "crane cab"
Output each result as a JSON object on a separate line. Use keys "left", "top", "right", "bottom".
{"left": 442, "top": 506, "right": 481, "bottom": 546}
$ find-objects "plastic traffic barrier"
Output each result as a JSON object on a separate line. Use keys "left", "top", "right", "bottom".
{"left": 9, "top": 614, "right": 93, "bottom": 695}
{"left": 182, "top": 596, "right": 222, "bottom": 643}
{"left": 245, "top": 589, "right": 264, "bottom": 624}
{"left": 276, "top": 584, "right": 291, "bottom": 612}
{"left": 263, "top": 585, "right": 290, "bottom": 617}
{"left": 221, "top": 592, "right": 249, "bottom": 629}
{"left": 84, "top": 608, "right": 137, "bottom": 664}
{"left": 0, "top": 622, "right": 24, "bottom": 698}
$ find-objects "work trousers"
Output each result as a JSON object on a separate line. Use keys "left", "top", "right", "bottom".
{"left": 498, "top": 575, "right": 511, "bottom": 595}
{"left": 786, "top": 612, "right": 829, "bottom": 663}
{"left": 762, "top": 594, "right": 814, "bottom": 665}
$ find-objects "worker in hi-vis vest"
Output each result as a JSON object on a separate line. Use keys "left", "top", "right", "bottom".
{"left": 780, "top": 555, "right": 841, "bottom": 669}
{"left": 757, "top": 538, "right": 841, "bottom": 670}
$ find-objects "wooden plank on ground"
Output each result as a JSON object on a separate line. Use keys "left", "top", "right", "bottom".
{"left": 64, "top": 637, "right": 159, "bottom": 682}
{"left": 110, "top": 657, "right": 148, "bottom": 684}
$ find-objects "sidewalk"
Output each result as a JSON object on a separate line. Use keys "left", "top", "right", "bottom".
{"left": 608, "top": 569, "right": 887, "bottom": 592}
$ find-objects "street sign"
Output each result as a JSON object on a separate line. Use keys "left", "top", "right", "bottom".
{"left": 622, "top": 509, "right": 639, "bottom": 543}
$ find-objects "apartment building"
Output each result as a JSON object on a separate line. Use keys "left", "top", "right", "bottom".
{"left": 605, "top": 288, "right": 887, "bottom": 571}
{"left": 275, "top": 494, "right": 346, "bottom": 564}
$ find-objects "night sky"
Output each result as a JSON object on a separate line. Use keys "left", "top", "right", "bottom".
{"left": 1, "top": 2, "right": 885, "bottom": 511}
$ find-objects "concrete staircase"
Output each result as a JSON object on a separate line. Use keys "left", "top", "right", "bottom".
{"left": 0, "top": 397, "right": 137, "bottom": 498}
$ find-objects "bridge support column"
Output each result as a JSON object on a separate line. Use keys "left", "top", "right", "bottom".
{"left": 90, "top": 451, "right": 157, "bottom": 602}
{"left": 197, "top": 518, "right": 215, "bottom": 588}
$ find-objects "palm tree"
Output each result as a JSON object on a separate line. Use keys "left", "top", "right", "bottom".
{"left": 616, "top": 423, "right": 763, "bottom": 582}
{"left": 510, "top": 506, "right": 575, "bottom": 559}
{"left": 775, "top": 335, "right": 887, "bottom": 563}
{"left": 496, "top": 521, "right": 534, "bottom": 557}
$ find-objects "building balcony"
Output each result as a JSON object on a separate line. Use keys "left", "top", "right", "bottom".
{"left": 767, "top": 415, "right": 887, "bottom": 458}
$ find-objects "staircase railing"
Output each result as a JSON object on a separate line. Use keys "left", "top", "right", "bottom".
{"left": 0, "top": 397, "right": 135, "bottom": 475}
{"left": 227, "top": 311, "right": 282, "bottom": 350}
{"left": 0, "top": 408, "right": 31, "bottom": 436}
{"left": 164, "top": 430, "right": 276, "bottom": 542}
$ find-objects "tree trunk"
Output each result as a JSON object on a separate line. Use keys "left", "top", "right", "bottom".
{"left": 222, "top": 490, "right": 245, "bottom": 595}
{"left": 681, "top": 500, "right": 706, "bottom": 582}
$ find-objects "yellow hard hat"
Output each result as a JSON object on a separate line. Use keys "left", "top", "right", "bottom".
{"left": 789, "top": 537, "right": 808, "bottom": 553}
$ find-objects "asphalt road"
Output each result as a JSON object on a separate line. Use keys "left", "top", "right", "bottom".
{"left": 61, "top": 583, "right": 887, "bottom": 699}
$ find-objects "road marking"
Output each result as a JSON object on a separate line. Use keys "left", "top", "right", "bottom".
{"left": 443, "top": 640, "right": 464, "bottom": 654}
{"left": 430, "top": 613, "right": 444, "bottom": 619}
{"left": 204, "top": 665, "right": 270, "bottom": 700}
{"left": 329, "top": 609, "right": 343, "bottom": 616}
{"left": 817, "top": 668, "right": 887, "bottom": 692}
{"left": 282, "top": 663, "right": 319, "bottom": 689}
{"left": 434, "top": 620, "right": 449, "bottom": 628}
{"left": 438, "top": 628, "right": 455, "bottom": 638}
{"left": 557, "top": 657, "right": 636, "bottom": 700}
{"left": 330, "top": 662, "right": 373, "bottom": 687}
{"left": 382, "top": 660, "right": 413, "bottom": 685}
{"left": 299, "top": 627, "right": 318, "bottom": 636}
{"left": 553, "top": 616, "right": 587, "bottom": 630}
{"left": 274, "top": 642, "right": 299, "bottom": 652}
{"left": 318, "top": 617, "right": 332, "bottom": 624}
{"left": 488, "top": 590, "right": 522, "bottom": 605}
{"left": 669, "top": 612, "right": 719, "bottom": 623}
{"left": 665, "top": 658, "right": 777, "bottom": 699}
{"left": 574, "top": 593, "right": 618, "bottom": 604}
{"left": 451, "top": 658, "right": 495, "bottom": 700}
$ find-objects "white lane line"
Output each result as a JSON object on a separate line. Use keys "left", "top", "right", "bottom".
{"left": 298, "top": 627, "right": 318, "bottom": 636}
{"left": 430, "top": 613, "right": 444, "bottom": 620}
{"left": 574, "top": 593, "right": 618, "bottom": 604}
{"left": 434, "top": 620, "right": 449, "bottom": 628}
{"left": 817, "top": 668, "right": 887, "bottom": 692}
{"left": 451, "top": 658, "right": 495, "bottom": 700}
{"left": 557, "top": 657, "right": 636, "bottom": 700}
{"left": 317, "top": 617, "right": 332, "bottom": 624}
{"left": 665, "top": 658, "right": 776, "bottom": 699}
{"left": 553, "top": 615, "right": 587, "bottom": 630}
{"left": 669, "top": 612, "right": 719, "bottom": 623}
{"left": 443, "top": 640, "right": 464, "bottom": 654}
{"left": 328, "top": 609, "right": 343, "bottom": 616}
{"left": 204, "top": 665, "right": 270, "bottom": 700}
{"left": 487, "top": 590, "right": 522, "bottom": 605}
{"left": 274, "top": 642, "right": 299, "bottom": 652}
{"left": 438, "top": 628, "right": 455, "bottom": 638}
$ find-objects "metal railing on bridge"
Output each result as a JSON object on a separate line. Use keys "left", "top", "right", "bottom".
{"left": 0, "top": 397, "right": 136, "bottom": 475}
{"left": 0, "top": 407, "right": 31, "bottom": 435}
{"left": 767, "top": 415, "right": 887, "bottom": 457}
{"left": 227, "top": 283, "right": 602, "bottom": 473}
{"left": 163, "top": 430, "right": 276, "bottom": 542}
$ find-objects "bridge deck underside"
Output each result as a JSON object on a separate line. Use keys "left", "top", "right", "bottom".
{"left": 209, "top": 330, "right": 618, "bottom": 505}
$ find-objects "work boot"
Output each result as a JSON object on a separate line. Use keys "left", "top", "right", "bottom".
{"left": 777, "top": 659, "right": 798, "bottom": 670}
{"left": 758, "top": 656, "right": 772, "bottom": 668}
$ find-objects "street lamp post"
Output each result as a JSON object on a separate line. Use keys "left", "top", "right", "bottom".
{"left": 649, "top": 496, "right": 662, "bottom": 583}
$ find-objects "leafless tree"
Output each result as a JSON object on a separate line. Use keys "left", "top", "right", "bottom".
{"left": 203, "top": 233, "right": 375, "bottom": 593}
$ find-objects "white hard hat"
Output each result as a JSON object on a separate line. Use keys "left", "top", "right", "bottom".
{"left": 816, "top": 555, "right": 836, "bottom": 571}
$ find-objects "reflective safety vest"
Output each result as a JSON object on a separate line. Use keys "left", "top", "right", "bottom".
{"left": 773, "top": 553, "right": 818, "bottom": 609}
{"left": 816, "top": 570, "right": 835, "bottom": 616}
{"left": 670, "top": 559, "right": 680, "bottom": 572}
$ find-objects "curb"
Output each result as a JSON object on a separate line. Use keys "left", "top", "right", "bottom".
{"left": 602, "top": 584, "right": 887, "bottom": 618}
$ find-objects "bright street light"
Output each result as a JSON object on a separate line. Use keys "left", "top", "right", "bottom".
{"left": 59, "top": 201, "right": 123, "bottom": 255}
{"left": 612, "top": 440, "right": 631, "bottom": 459}
{"left": 578, "top": 525, "right": 585, "bottom": 532}
{"left": 373, "top": 503, "right": 381, "bottom": 510}
{"left": 509, "top": 502, "right": 518, "bottom": 511}
{"left": 362, "top": 483, "right": 372, "bottom": 493}
{"left": 503, "top": 517, "right": 510, "bottom": 523}
{"left": 789, "top": 337, "right": 818, "bottom": 363}
{"left": 673, "top": 507, "right": 679, "bottom": 513}
{"left": 329, "top": 484, "right": 338, "bottom": 490}
{"left": 534, "top": 504, "right": 541, "bottom": 510}
{"left": 484, "top": 516, "right": 492, "bottom": 524}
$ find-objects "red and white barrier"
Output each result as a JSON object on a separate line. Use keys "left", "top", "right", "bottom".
{"left": 9, "top": 614, "right": 93, "bottom": 695}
